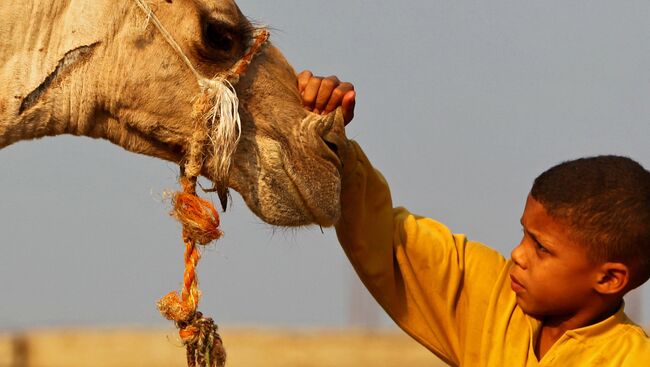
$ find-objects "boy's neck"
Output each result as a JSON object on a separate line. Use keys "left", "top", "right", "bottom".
{"left": 536, "top": 300, "right": 622, "bottom": 359}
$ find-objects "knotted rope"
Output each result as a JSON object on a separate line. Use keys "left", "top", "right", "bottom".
{"left": 156, "top": 97, "right": 226, "bottom": 367}
{"left": 157, "top": 175, "right": 226, "bottom": 367}
{"left": 134, "top": 0, "right": 270, "bottom": 203}
{"left": 131, "top": 2, "right": 269, "bottom": 366}
{"left": 154, "top": 92, "right": 224, "bottom": 367}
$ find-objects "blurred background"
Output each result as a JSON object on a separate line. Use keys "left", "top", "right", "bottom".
{"left": 1, "top": 1, "right": 648, "bottom": 366}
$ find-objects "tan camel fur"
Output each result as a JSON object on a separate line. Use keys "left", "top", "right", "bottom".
{"left": 0, "top": 0, "right": 347, "bottom": 227}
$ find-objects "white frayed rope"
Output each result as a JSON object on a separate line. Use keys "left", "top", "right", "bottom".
{"left": 133, "top": 0, "right": 242, "bottom": 183}
{"left": 200, "top": 78, "right": 241, "bottom": 184}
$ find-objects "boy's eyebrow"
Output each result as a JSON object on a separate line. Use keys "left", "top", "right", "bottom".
{"left": 527, "top": 229, "right": 541, "bottom": 244}
{"left": 520, "top": 218, "right": 544, "bottom": 245}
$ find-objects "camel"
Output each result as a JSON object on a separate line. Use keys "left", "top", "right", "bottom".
{"left": 0, "top": 0, "right": 348, "bottom": 227}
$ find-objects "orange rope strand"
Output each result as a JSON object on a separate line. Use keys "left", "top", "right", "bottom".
{"left": 182, "top": 238, "right": 201, "bottom": 310}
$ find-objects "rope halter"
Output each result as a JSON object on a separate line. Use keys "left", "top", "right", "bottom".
{"left": 132, "top": 2, "right": 270, "bottom": 367}
{"left": 134, "top": 0, "right": 270, "bottom": 185}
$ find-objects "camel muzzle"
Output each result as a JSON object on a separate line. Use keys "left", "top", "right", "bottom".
{"left": 318, "top": 108, "right": 347, "bottom": 166}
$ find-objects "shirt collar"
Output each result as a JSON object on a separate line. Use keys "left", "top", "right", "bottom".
{"left": 525, "top": 303, "right": 635, "bottom": 344}
{"left": 565, "top": 303, "right": 631, "bottom": 342}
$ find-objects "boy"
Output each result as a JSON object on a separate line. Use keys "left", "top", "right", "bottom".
{"left": 299, "top": 71, "right": 650, "bottom": 366}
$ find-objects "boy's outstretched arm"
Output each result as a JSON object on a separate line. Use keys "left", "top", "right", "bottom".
{"left": 297, "top": 71, "right": 509, "bottom": 366}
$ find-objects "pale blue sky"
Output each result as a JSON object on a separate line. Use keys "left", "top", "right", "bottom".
{"left": 1, "top": 0, "right": 648, "bottom": 330}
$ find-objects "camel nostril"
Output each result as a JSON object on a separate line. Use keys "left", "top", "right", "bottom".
{"left": 322, "top": 138, "right": 339, "bottom": 156}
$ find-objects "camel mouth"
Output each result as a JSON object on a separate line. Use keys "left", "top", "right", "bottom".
{"left": 201, "top": 109, "right": 346, "bottom": 228}
{"left": 223, "top": 134, "right": 342, "bottom": 228}
{"left": 289, "top": 178, "right": 341, "bottom": 227}
{"left": 286, "top": 109, "right": 346, "bottom": 227}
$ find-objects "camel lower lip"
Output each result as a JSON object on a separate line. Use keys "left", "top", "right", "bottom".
{"left": 281, "top": 155, "right": 340, "bottom": 227}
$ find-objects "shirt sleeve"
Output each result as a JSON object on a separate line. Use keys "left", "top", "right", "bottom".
{"left": 335, "top": 141, "right": 508, "bottom": 366}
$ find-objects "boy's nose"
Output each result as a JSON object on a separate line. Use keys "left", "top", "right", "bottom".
{"left": 510, "top": 243, "right": 527, "bottom": 269}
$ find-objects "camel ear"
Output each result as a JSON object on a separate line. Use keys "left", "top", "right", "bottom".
{"left": 594, "top": 262, "right": 629, "bottom": 295}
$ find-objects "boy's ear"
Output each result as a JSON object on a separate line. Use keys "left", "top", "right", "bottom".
{"left": 594, "top": 263, "right": 630, "bottom": 295}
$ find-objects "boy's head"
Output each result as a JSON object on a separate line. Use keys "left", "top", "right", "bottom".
{"left": 531, "top": 155, "right": 650, "bottom": 288}
{"left": 510, "top": 155, "right": 650, "bottom": 319}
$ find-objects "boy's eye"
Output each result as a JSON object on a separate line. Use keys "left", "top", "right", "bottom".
{"left": 522, "top": 228, "right": 550, "bottom": 254}
{"left": 535, "top": 241, "right": 549, "bottom": 254}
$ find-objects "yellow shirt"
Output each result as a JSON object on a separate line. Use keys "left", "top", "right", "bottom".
{"left": 335, "top": 142, "right": 650, "bottom": 367}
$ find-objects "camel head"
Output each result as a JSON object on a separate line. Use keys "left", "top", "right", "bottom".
{"left": 0, "top": 0, "right": 347, "bottom": 227}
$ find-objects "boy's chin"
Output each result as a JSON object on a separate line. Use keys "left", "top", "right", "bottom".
{"left": 514, "top": 296, "right": 545, "bottom": 318}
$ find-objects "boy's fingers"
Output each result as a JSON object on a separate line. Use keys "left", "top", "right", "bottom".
{"left": 324, "top": 82, "right": 354, "bottom": 114}
{"left": 342, "top": 90, "right": 356, "bottom": 125}
{"left": 297, "top": 70, "right": 313, "bottom": 94}
{"left": 314, "top": 76, "right": 340, "bottom": 113}
{"left": 302, "top": 77, "right": 323, "bottom": 110}
{"left": 323, "top": 89, "right": 345, "bottom": 115}
{"left": 298, "top": 72, "right": 355, "bottom": 121}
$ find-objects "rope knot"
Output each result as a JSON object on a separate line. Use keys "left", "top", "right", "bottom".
{"left": 172, "top": 179, "right": 223, "bottom": 245}
{"left": 180, "top": 312, "right": 227, "bottom": 367}
{"left": 179, "top": 324, "right": 200, "bottom": 344}
{"left": 158, "top": 291, "right": 195, "bottom": 323}
{"left": 157, "top": 295, "right": 227, "bottom": 367}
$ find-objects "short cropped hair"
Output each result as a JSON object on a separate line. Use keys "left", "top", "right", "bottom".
{"left": 531, "top": 155, "right": 650, "bottom": 288}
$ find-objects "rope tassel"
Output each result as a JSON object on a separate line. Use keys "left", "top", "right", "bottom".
{"left": 198, "top": 79, "right": 241, "bottom": 195}
{"left": 158, "top": 177, "right": 226, "bottom": 367}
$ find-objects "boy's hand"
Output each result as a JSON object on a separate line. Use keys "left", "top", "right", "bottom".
{"left": 297, "top": 70, "right": 356, "bottom": 125}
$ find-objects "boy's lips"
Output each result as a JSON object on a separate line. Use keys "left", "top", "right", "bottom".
{"left": 510, "top": 274, "right": 526, "bottom": 293}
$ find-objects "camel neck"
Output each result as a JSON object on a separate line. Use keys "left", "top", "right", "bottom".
{"left": 0, "top": 0, "right": 114, "bottom": 149}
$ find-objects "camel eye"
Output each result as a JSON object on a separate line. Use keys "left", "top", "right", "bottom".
{"left": 204, "top": 21, "right": 236, "bottom": 53}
